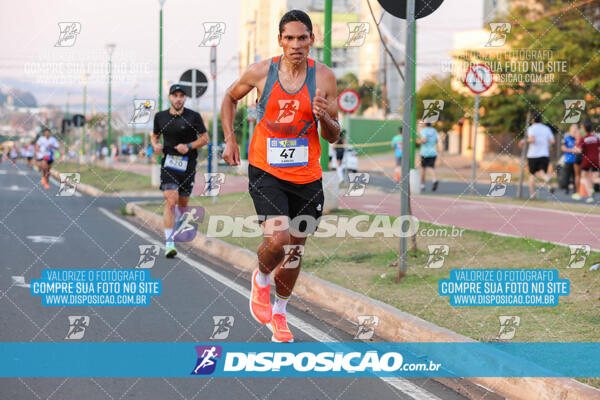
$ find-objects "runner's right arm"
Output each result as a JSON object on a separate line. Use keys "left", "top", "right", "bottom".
{"left": 150, "top": 113, "right": 163, "bottom": 154}
{"left": 221, "top": 61, "right": 268, "bottom": 166}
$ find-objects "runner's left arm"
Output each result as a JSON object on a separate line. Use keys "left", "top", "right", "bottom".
{"left": 174, "top": 113, "right": 209, "bottom": 154}
{"left": 315, "top": 64, "right": 340, "bottom": 144}
{"left": 191, "top": 113, "right": 209, "bottom": 149}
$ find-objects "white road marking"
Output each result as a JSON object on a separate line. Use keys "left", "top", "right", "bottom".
{"left": 11, "top": 276, "right": 31, "bottom": 288}
{"left": 98, "top": 207, "right": 442, "bottom": 400}
{"left": 0, "top": 170, "right": 7, "bottom": 174}
{"left": 26, "top": 235, "right": 64, "bottom": 244}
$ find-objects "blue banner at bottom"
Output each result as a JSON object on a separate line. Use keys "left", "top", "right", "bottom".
{"left": 1, "top": 342, "right": 598, "bottom": 378}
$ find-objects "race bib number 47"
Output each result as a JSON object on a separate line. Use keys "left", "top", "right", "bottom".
{"left": 164, "top": 155, "right": 188, "bottom": 171}
{"left": 267, "top": 138, "right": 308, "bottom": 167}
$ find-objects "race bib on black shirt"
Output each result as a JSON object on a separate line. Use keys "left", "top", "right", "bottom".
{"left": 153, "top": 108, "right": 207, "bottom": 160}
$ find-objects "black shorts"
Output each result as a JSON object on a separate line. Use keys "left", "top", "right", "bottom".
{"left": 335, "top": 148, "right": 345, "bottom": 161}
{"left": 37, "top": 158, "right": 54, "bottom": 165}
{"left": 248, "top": 164, "right": 324, "bottom": 234}
{"left": 575, "top": 153, "right": 583, "bottom": 165}
{"left": 160, "top": 163, "right": 196, "bottom": 197}
{"left": 421, "top": 156, "right": 436, "bottom": 168}
{"left": 528, "top": 157, "right": 549, "bottom": 174}
{"left": 395, "top": 156, "right": 402, "bottom": 167}
{"left": 27, "top": 156, "right": 33, "bottom": 161}
{"left": 581, "top": 166, "right": 600, "bottom": 172}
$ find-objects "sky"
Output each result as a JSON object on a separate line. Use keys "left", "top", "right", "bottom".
{"left": 0, "top": 0, "right": 484, "bottom": 115}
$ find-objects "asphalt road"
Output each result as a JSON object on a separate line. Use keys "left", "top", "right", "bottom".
{"left": 0, "top": 161, "right": 474, "bottom": 400}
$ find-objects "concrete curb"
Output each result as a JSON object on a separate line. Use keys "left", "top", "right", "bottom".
{"left": 126, "top": 201, "right": 600, "bottom": 400}
{"left": 50, "top": 170, "right": 162, "bottom": 197}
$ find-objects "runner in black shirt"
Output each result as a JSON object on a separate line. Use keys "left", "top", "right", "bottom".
{"left": 151, "top": 84, "right": 208, "bottom": 257}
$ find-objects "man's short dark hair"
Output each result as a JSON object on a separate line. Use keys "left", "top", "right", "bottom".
{"left": 533, "top": 113, "right": 542, "bottom": 123}
{"left": 279, "top": 10, "right": 313, "bottom": 35}
{"left": 42, "top": 127, "right": 51, "bottom": 133}
{"left": 398, "top": 126, "right": 402, "bottom": 133}
{"left": 583, "top": 119, "right": 593, "bottom": 133}
{"left": 425, "top": 122, "right": 432, "bottom": 127}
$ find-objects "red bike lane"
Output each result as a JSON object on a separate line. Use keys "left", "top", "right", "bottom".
{"left": 340, "top": 193, "right": 600, "bottom": 251}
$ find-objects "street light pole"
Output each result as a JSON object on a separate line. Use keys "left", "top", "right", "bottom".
{"left": 65, "top": 92, "right": 70, "bottom": 156}
{"left": 210, "top": 45, "right": 218, "bottom": 204}
{"left": 81, "top": 73, "right": 88, "bottom": 168}
{"left": 241, "top": 38, "right": 249, "bottom": 160}
{"left": 470, "top": 94, "right": 480, "bottom": 195}
{"left": 320, "top": 0, "right": 332, "bottom": 171}
{"left": 82, "top": 74, "right": 88, "bottom": 160}
{"left": 399, "top": 0, "right": 416, "bottom": 279}
{"left": 106, "top": 43, "right": 116, "bottom": 159}
{"left": 158, "top": 0, "right": 166, "bottom": 111}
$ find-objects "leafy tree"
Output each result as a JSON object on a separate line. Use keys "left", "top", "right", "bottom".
{"left": 415, "top": 74, "right": 469, "bottom": 132}
{"left": 336, "top": 72, "right": 383, "bottom": 114}
{"left": 208, "top": 104, "right": 247, "bottom": 143}
{"left": 480, "top": 0, "right": 600, "bottom": 134}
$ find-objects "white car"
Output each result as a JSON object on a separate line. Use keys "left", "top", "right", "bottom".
{"left": 342, "top": 146, "right": 359, "bottom": 173}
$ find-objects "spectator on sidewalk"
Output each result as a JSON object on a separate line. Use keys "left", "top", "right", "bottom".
{"left": 521, "top": 113, "right": 555, "bottom": 198}
{"left": 391, "top": 126, "right": 403, "bottom": 182}
{"left": 417, "top": 122, "right": 439, "bottom": 191}
{"left": 560, "top": 124, "right": 580, "bottom": 194}
{"left": 572, "top": 123, "right": 584, "bottom": 197}
{"left": 575, "top": 119, "right": 600, "bottom": 203}
{"left": 335, "top": 130, "right": 346, "bottom": 182}
{"left": 146, "top": 145, "right": 153, "bottom": 163}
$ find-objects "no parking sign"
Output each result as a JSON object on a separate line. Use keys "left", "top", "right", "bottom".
{"left": 465, "top": 64, "right": 493, "bottom": 94}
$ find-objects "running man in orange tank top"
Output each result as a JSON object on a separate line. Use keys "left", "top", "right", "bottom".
{"left": 221, "top": 10, "right": 340, "bottom": 342}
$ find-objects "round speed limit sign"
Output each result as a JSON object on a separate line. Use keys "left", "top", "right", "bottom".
{"left": 465, "top": 64, "right": 493, "bottom": 94}
{"left": 338, "top": 89, "right": 360, "bottom": 113}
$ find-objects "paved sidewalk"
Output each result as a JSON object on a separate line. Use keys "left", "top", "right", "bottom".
{"left": 359, "top": 152, "right": 524, "bottom": 183}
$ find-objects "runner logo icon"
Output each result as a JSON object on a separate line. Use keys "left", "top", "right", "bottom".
{"left": 426, "top": 245, "right": 449, "bottom": 269}
{"left": 345, "top": 173, "right": 370, "bottom": 196}
{"left": 485, "top": 22, "right": 511, "bottom": 47}
{"left": 345, "top": 22, "right": 370, "bottom": 47}
{"left": 130, "top": 100, "right": 155, "bottom": 125}
{"left": 354, "top": 315, "right": 379, "bottom": 340}
{"left": 55, "top": 22, "right": 81, "bottom": 47}
{"left": 170, "top": 206, "right": 205, "bottom": 242}
{"left": 210, "top": 316, "right": 234, "bottom": 340}
{"left": 281, "top": 245, "right": 304, "bottom": 269}
{"left": 65, "top": 316, "right": 89, "bottom": 340}
{"left": 199, "top": 22, "right": 226, "bottom": 47}
{"left": 203, "top": 173, "right": 226, "bottom": 196}
{"left": 498, "top": 316, "right": 520, "bottom": 340}
{"left": 566, "top": 245, "right": 590, "bottom": 269}
{"left": 137, "top": 245, "right": 159, "bottom": 269}
{"left": 487, "top": 173, "right": 511, "bottom": 197}
{"left": 57, "top": 173, "right": 80, "bottom": 196}
{"left": 561, "top": 100, "right": 585, "bottom": 123}
{"left": 421, "top": 100, "right": 444, "bottom": 123}
{"left": 191, "top": 345, "right": 222, "bottom": 375}
{"left": 276, "top": 100, "right": 299, "bottom": 123}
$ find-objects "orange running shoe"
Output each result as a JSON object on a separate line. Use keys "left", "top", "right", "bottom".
{"left": 249, "top": 269, "right": 272, "bottom": 324}
{"left": 270, "top": 313, "right": 294, "bottom": 342}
